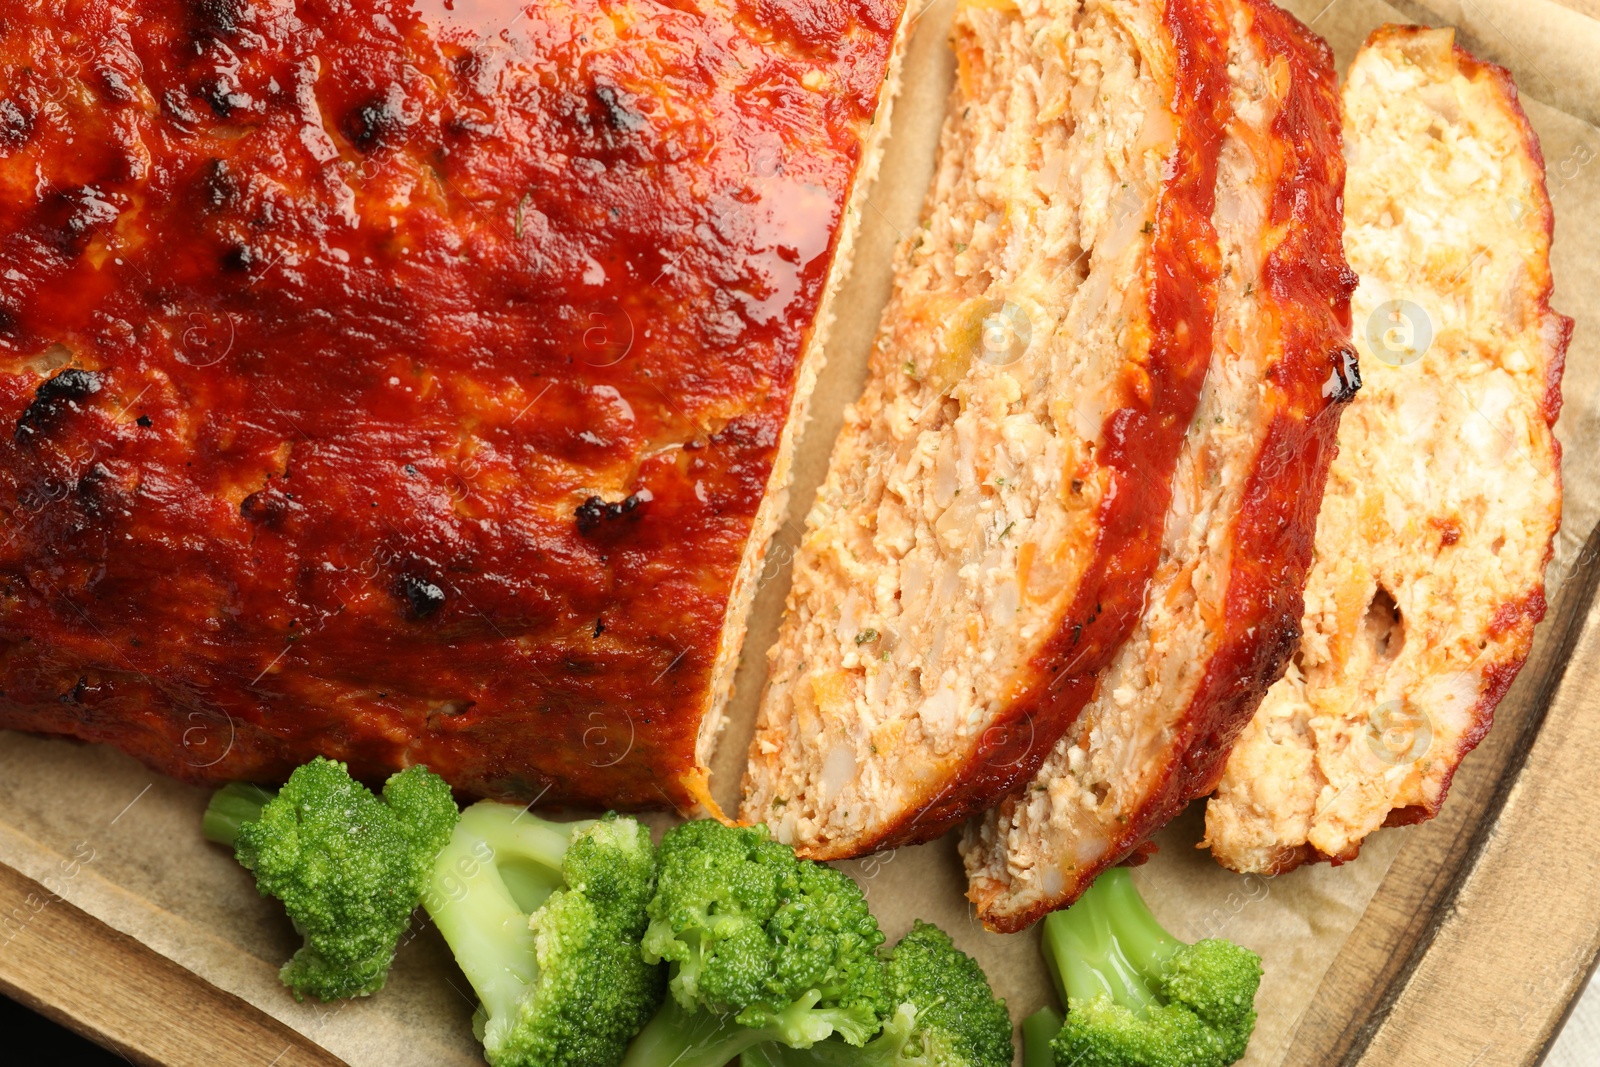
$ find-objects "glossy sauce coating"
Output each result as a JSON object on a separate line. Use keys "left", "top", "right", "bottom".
{"left": 0, "top": 0, "right": 901, "bottom": 806}
{"left": 884, "top": 0, "right": 1235, "bottom": 845}
{"left": 1037, "top": 0, "right": 1359, "bottom": 913}
{"left": 964, "top": 0, "right": 1360, "bottom": 930}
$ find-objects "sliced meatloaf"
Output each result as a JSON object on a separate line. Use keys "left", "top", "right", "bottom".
{"left": 1204, "top": 25, "right": 1568, "bottom": 874}
{"left": 740, "top": 0, "right": 1232, "bottom": 858}
{"left": 961, "top": 0, "right": 1357, "bottom": 931}
{"left": 0, "top": 0, "right": 910, "bottom": 810}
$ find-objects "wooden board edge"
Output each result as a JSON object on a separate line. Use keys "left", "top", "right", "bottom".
{"left": 0, "top": 861, "right": 344, "bottom": 1067}
{"left": 1339, "top": 515, "right": 1600, "bottom": 1067}
{"left": 1280, "top": 514, "right": 1600, "bottom": 1066}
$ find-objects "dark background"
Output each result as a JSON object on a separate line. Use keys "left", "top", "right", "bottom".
{"left": 1, "top": 994, "right": 124, "bottom": 1064}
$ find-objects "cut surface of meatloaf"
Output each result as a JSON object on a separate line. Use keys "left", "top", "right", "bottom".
{"left": 961, "top": 0, "right": 1357, "bottom": 931}
{"left": 1204, "top": 25, "right": 1568, "bottom": 874}
{"left": 0, "top": 0, "right": 909, "bottom": 809}
{"left": 740, "top": 0, "right": 1232, "bottom": 858}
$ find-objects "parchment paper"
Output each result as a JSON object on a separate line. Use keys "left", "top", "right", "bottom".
{"left": 0, "top": 1, "right": 1596, "bottom": 1065}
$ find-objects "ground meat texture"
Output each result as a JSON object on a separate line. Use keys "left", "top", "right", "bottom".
{"left": 740, "top": 0, "right": 1232, "bottom": 859}
{"left": 1203, "top": 26, "right": 1567, "bottom": 875}
{"left": 961, "top": 0, "right": 1357, "bottom": 931}
{"left": 0, "top": 0, "right": 909, "bottom": 809}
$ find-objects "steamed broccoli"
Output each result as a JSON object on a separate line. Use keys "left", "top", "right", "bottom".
{"left": 739, "top": 921, "right": 1013, "bottom": 1067}
{"left": 1035, "top": 867, "right": 1262, "bottom": 1067}
{"left": 1022, "top": 1008, "right": 1064, "bottom": 1067}
{"left": 201, "top": 757, "right": 458, "bottom": 1002}
{"left": 620, "top": 820, "right": 892, "bottom": 1067}
{"left": 424, "top": 800, "right": 663, "bottom": 1067}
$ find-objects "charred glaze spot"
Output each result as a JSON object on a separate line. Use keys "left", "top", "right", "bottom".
{"left": 593, "top": 616, "right": 606, "bottom": 637}
{"left": 1324, "top": 344, "right": 1362, "bottom": 402}
{"left": 561, "top": 82, "right": 650, "bottom": 157}
{"left": 75, "top": 462, "right": 114, "bottom": 516}
{"left": 452, "top": 52, "right": 482, "bottom": 83}
{"left": 76, "top": 462, "right": 112, "bottom": 494}
{"left": 446, "top": 112, "right": 496, "bottom": 139}
{"left": 198, "top": 77, "right": 246, "bottom": 118}
{"left": 189, "top": 0, "right": 246, "bottom": 39}
{"left": 0, "top": 99, "right": 32, "bottom": 150}
{"left": 43, "top": 368, "right": 94, "bottom": 402}
{"left": 395, "top": 573, "right": 447, "bottom": 619}
{"left": 98, "top": 66, "right": 136, "bottom": 104}
{"left": 347, "top": 98, "right": 407, "bottom": 152}
{"left": 202, "top": 159, "right": 239, "bottom": 211}
{"left": 161, "top": 88, "right": 203, "bottom": 129}
{"left": 222, "top": 243, "right": 261, "bottom": 272}
{"left": 240, "top": 485, "right": 291, "bottom": 526}
{"left": 574, "top": 497, "right": 605, "bottom": 532}
{"left": 135, "top": 414, "right": 153, "bottom": 428}
{"left": 575, "top": 493, "right": 645, "bottom": 535}
{"left": 42, "top": 187, "right": 121, "bottom": 257}
{"left": 16, "top": 367, "right": 102, "bottom": 442}
{"left": 594, "top": 85, "right": 644, "bottom": 133}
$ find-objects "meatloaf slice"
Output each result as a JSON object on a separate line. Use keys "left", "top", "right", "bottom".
{"left": 1204, "top": 26, "right": 1568, "bottom": 874}
{"left": 960, "top": 0, "right": 1356, "bottom": 931}
{"left": 0, "top": 0, "right": 909, "bottom": 810}
{"left": 740, "top": 0, "right": 1232, "bottom": 858}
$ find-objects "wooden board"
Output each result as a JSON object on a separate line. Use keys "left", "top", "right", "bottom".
{"left": 1284, "top": 515, "right": 1600, "bottom": 1067}
{"left": 0, "top": 858, "right": 341, "bottom": 1067}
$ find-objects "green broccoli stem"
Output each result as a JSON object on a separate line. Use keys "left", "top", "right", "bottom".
{"left": 622, "top": 995, "right": 777, "bottom": 1067}
{"left": 423, "top": 802, "right": 593, "bottom": 1051}
{"left": 202, "top": 782, "right": 279, "bottom": 848}
{"left": 1022, "top": 1007, "right": 1063, "bottom": 1067}
{"left": 1041, "top": 867, "right": 1181, "bottom": 1012}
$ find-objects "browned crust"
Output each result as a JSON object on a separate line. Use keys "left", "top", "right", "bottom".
{"left": 971, "top": 0, "right": 1358, "bottom": 930}
{"left": 0, "top": 0, "right": 908, "bottom": 809}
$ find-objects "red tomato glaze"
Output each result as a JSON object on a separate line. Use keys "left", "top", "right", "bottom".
{"left": 0, "top": 0, "right": 904, "bottom": 807}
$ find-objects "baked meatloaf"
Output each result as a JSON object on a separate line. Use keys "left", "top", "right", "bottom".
{"left": 0, "top": 0, "right": 908, "bottom": 809}
{"left": 741, "top": 0, "right": 1232, "bottom": 857}
{"left": 1204, "top": 25, "right": 1568, "bottom": 873}
{"left": 962, "top": 0, "right": 1356, "bottom": 930}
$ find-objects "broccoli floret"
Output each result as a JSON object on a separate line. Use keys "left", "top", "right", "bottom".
{"left": 201, "top": 758, "right": 458, "bottom": 1002}
{"left": 424, "top": 800, "right": 663, "bottom": 1067}
{"left": 871, "top": 921, "right": 1013, "bottom": 1067}
{"left": 739, "top": 921, "right": 1013, "bottom": 1067}
{"left": 620, "top": 821, "right": 892, "bottom": 1067}
{"left": 1035, "top": 867, "right": 1262, "bottom": 1067}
